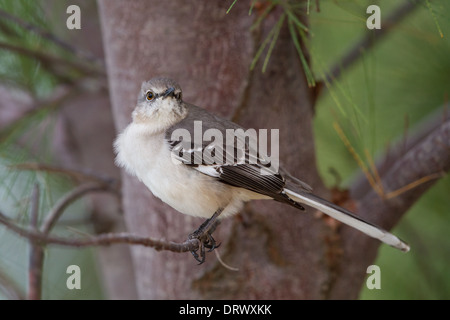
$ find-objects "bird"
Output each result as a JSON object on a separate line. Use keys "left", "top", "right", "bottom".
{"left": 114, "top": 77, "right": 410, "bottom": 263}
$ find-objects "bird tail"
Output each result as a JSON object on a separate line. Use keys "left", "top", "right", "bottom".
{"left": 284, "top": 188, "right": 410, "bottom": 252}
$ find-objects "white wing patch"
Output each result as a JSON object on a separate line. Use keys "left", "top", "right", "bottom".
{"left": 194, "top": 165, "right": 221, "bottom": 177}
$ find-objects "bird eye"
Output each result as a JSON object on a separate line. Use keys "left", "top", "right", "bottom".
{"left": 146, "top": 91, "right": 155, "bottom": 101}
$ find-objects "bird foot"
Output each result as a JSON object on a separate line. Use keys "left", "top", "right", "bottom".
{"left": 188, "top": 219, "right": 221, "bottom": 264}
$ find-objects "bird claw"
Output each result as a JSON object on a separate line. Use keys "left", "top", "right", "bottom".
{"left": 187, "top": 209, "right": 223, "bottom": 264}
{"left": 188, "top": 228, "right": 220, "bottom": 264}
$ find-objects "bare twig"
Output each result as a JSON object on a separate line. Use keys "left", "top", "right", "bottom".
{"left": 351, "top": 105, "right": 449, "bottom": 199}
{"left": 28, "top": 184, "right": 43, "bottom": 300}
{"left": 29, "top": 184, "right": 40, "bottom": 228}
{"left": 355, "top": 116, "right": 450, "bottom": 229}
{"left": 328, "top": 113, "right": 449, "bottom": 298}
{"left": 0, "top": 211, "right": 199, "bottom": 253}
{"left": 0, "top": 85, "right": 79, "bottom": 143}
{"left": 0, "top": 171, "right": 118, "bottom": 300}
{"left": 10, "top": 162, "right": 116, "bottom": 186}
{"left": 41, "top": 182, "right": 117, "bottom": 234}
{"left": 324, "top": 0, "right": 423, "bottom": 85}
{"left": 0, "top": 41, "right": 105, "bottom": 79}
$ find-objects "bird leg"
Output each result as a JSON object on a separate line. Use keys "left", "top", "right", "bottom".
{"left": 188, "top": 207, "right": 223, "bottom": 264}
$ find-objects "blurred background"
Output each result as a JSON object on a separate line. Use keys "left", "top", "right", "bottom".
{"left": 0, "top": 0, "right": 448, "bottom": 299}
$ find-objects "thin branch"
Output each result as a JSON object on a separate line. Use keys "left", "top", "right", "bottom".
{"left": 0, "top": 173, "right": 118, "bottom": 300}
{"left": 10, "top": 162, "right": 116, "bottom": 186}
{"left": 0, "top": 211, "right": 199, "bottom": 253}
{"left": 0, "top": 41, "right": 105, "bottom": 78}
{"left": 29, "top": 184, "right": 40, "bottom": 227}
{"left": 328, "top": 112, "right": 449, "bottom": 298}
{"left": 354, "top": 116, "right": 450, "bottom": 230}
{"left": 351, "top": 105, "right": 449, "bottom": 199}
{"left": 0, "top": 85, "right": 79, "bottom": 143}
{"left": 324, "top": 0, "right": 423, "bottom": 86}
{"left": 41, "top": 182, "right": 117, "bottom": 234}
{"left": 28, "top": 184, "right": 43, "bottom": 300}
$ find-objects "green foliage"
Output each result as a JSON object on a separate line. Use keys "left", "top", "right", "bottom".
{"left": 229, "top": 0, "right": 316, "bottom": 86}
{"left": 224, "top": 0, "right": 449, "bottom": 299}
{"left": 310, "top": 0, "right": 450, "bottom": 299}
{"left": 0, "top": 0, "right": 56, "bottom": 96}
{"left": 0, "top": 1, "right": 103, "bottom": 300}
{"left": 226, "top": 0, "right": 239, "bottom": 14}
{"left": 360, "top": 177, "right": 450, "bottom": 299}
{"left": 426, "top": 0, "right": 444, "bottom": 38}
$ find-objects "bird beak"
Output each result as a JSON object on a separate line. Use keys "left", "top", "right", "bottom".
{"left": 162, "top": 87, "right": 175, "bottom": 99}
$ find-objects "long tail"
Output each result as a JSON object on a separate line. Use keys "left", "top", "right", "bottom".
{"left": 284, "top": 188, "right": 410, "bottom": 252}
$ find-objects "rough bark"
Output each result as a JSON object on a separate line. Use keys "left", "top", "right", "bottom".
{"left": 98, "top": 0, "right": 334, "bottom": 299}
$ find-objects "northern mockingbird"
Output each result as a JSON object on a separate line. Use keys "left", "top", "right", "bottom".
{"left": 114, "top": 77, "right": 410, "bottom": 263}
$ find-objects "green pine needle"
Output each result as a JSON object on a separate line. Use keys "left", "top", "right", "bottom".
{"left": 226, "top": 0, "right": 239, "bottom": 14}
{"left": 250, "top": 2, "right": 277, "bottom": 31}
{"left": 425, "top": 0, "right": 444, "bottom": 38}
{"left": 284, "top": 5, "right": 309, "bottom": 32}
{"left": 250, "top": 18, "right": 279, "bottom": 71}
{"left": 262, "top": 14, "right": 285, "bottom": 73}
{"left": 287, "top": 17, "right": 315, "bottom": 87}
{"left": 249, "top": 0, "right": 256, "bottom": 15}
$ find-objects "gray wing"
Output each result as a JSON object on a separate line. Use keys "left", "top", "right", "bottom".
{"left": 165, "top": 103, "right": 311, "bottom": 207}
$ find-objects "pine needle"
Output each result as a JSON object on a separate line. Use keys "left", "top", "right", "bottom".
{"left": 226, "top": 0, "right": 239, "bottom": 14}
{"left": 333, "top": 121, "right": 383, "bottom": 198}
{"left": 287, "top": 17, "right": 315, "bottom": 87}
{"left": 284, "top": 5, "right": 309, "bottom": 32}
{"left": 250, "top": 16, "right": 280, "bottom": 71}
{"left": 425, "top": 0, "right": 444, "bottom": 38}
{"left": 249, "top": 0, "right": 256, "bottom": 15}
{"left": 262, "top": 14, "right": 285, "bottom": 73}
{"left": 250, "top": 1, "right": 277, "bottom": 31}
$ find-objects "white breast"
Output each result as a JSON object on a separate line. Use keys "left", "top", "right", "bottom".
{"left": 114, "top": 122, "right": 244, "bottom": 219}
